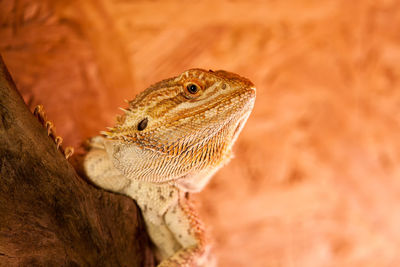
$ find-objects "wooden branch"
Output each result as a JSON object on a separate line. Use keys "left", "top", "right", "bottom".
{"left": 0, "top": 55, "right": 154, "bottom": 266}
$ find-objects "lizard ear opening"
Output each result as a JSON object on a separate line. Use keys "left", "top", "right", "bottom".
{"left": 137, "top": 118, "right": 148, "bottom": 131}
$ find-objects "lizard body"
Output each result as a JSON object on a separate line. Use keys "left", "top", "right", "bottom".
{"left": 83, "top": 69, "right": 255, "bottom": 266}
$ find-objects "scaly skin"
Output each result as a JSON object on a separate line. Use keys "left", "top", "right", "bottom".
{"left": 83, "top": 69, "right": 255, "bottom": 266}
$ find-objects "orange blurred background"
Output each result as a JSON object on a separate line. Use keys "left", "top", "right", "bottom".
{"left": 2, "top": 0, "right": 400, "bottom": 266}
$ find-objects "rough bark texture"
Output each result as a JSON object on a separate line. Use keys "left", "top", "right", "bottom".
{"left": 0, "top": 55, "right": 154, "bottom": 266}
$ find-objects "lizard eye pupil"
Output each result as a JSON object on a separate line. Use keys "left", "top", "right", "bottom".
{"left": 138, "top": 118, "right": 148, "bottom": 131}
{"left": 187, "top": 84, "right": 198, "bottom": 94}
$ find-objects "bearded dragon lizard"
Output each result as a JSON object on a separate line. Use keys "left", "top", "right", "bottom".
{"left": 83, "top": 69, "right": 255, "bottom": 266}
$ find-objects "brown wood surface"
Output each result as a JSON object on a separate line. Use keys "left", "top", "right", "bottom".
{"left": 0, "top": 55, "right": 154, "bottom": 266}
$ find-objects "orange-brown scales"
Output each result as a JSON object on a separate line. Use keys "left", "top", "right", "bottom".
{"left": 83, "top": 69, "right": 255, "bottom": 266}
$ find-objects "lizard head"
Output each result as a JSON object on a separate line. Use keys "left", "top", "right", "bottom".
{"left": 103, "top": 69, "right": 255, "bottom": 191}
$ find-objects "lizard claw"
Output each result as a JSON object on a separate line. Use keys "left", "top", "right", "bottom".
{"left": 64, "top": 146, "right": 74, "bottom": 159}
{"left": 55, "top": 136, "right": 63, "bottom": 149}
{"left": 33, "top": 105, "right": 74, "bottom": 160}
{"left": 33, "top": 104, "right": 46, "bottom": 125}
{"left": 45, "top": 121, "right": 55, "bottom": 136}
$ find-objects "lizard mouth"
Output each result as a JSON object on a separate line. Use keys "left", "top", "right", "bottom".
{"left": 231, "top": 88, "right": 255, "bottom": 140}
{"left": 233, "top": 118, "right": 245, "bottom": 137}
{"left": 231, "top": 111, "right": 249, "bottom": 143}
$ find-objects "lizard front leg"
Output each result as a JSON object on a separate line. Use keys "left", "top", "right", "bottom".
{"left": 123, "top": 182, "right": 213, "bottom": 267}
{"left": 158, "top": 193, "right": 214, "bottom": 267}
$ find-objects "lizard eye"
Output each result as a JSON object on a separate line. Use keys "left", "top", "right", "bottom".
{"left": 186, "top": 83, "right": 198, "bottom": 94}
{"left": 138, "top": 118, "right": 148, "bottom": 131}
{"left": 183, "top": 81, "right": 203, "bottom": 98}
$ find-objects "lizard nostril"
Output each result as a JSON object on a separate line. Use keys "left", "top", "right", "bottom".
{"left": 138, "top": 118, "right": 148, "bottom": 131}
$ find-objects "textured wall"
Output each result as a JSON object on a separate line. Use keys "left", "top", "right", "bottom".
{"left": 1, "top": 0, "right": 400, "bottom": 266}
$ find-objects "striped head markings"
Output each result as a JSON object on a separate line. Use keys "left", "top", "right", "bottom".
{"left": 103, "top": 69, "right": 256, "bottom": 180}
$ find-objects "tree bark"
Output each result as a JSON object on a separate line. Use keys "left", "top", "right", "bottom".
{"left": 0, "top": 55, "right": 154, "bottom": 266}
